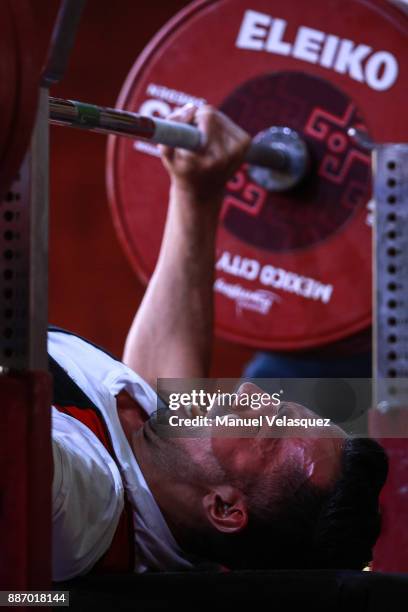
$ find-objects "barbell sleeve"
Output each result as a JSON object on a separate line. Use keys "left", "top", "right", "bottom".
{"left": 49, "top": 97, "right": 298, "bottom": 175}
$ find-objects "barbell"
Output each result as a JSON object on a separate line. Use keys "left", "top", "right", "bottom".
{"left": 49, "top": 97, "right": 310, "bottom": 191}
{"left": 104, "top": 0, "right": 407, "bottom": 351}
{"left": 2, "top": 0, "right": 407, "bottom": 351}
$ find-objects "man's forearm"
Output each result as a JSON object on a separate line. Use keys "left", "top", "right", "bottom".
{"left": 123, "top": 185, "right": 221, "bottom": 386}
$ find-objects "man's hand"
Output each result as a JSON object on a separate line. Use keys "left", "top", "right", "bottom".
{"left": 123, "top": 105, "right": 250, "bottom": 386}
{"left": 160, "top": 104, "right": 251, "bottom": 206}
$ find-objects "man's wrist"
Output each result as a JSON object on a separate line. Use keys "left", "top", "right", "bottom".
{"left": 169, "top": 181, "right": 224, "bottom": 213}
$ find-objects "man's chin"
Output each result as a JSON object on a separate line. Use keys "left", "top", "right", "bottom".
{"left": 145, "top": 409, "right": 175, "bottom": 438}
{"left": 143, "top": 414, "right": 161, "bottom": 440}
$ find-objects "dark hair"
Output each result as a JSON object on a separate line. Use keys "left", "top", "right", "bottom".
{"left": 225, "top": 437, "right": 388, "bottom": 570}
{"left": 309, "top": 437, "right": 389, "bottom": 569}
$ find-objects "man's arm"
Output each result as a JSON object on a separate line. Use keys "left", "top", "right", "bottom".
{"left": 122, "top": 104, "right": 250, "bottom": 387}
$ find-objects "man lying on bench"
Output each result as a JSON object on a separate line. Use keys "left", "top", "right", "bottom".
{"left": 50, "top": 105, "right": 388, "bottom": 581}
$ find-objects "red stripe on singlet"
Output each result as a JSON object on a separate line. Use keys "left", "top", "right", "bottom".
{"left": 54, "top": 390, "right": 147, "bottom": 574}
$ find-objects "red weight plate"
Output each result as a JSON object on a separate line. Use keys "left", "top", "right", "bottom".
{"left": 0, "top": 0, "right": 40, "bottom": 199}
{"left": 107, "top": 0, "right": 408, "bottom": 350}
{"left": 0, "top": 2, "right": 19, "bottom": 195}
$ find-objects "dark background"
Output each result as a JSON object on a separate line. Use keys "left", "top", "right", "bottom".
{"left": 37, "top": 0, "right": 253, "bottom": 374}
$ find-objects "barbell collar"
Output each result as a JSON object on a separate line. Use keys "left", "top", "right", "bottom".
{"left": 49, "top": 97, "right": 309, "bottom": 189}
{"left": 347, "top": 127, "right": 375, "bottom": 152}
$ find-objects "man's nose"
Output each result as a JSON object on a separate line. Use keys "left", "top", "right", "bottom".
{"left": 236, "top": 382, "right": 262, "bottom": 396}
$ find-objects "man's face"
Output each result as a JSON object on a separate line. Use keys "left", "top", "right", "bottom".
{"left": 149, "top": 382, "right": 346, "bottom": 491}
{"left": 209, "top": 383, "right": 346, "bottom": 489}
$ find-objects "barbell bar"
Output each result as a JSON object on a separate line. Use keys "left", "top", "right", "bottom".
{"left": 49, "top": 96, "right": 310, "bottom": 191}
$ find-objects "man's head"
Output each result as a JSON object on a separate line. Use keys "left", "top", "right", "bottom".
{"left": 135, "top": 383, "right": 388, "bottom": 570}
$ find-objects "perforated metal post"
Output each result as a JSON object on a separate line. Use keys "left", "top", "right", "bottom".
{"left": 371, "top": 143, "right": 408, "bottom": 572}
{"left": 0, "top": 90, "right": 48, "bottom": 370}
{"left": 0, "top": 90, "right": 52, "bottom": 590}
{"left": 0, "top": 0, "right": 85, "bottom": 590}
{"left": 374, "top": 144, "right": 408, "bottom": 411}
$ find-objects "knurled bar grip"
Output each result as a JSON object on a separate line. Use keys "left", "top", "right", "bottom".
{"left": 49, "top": 97, "right": 290, "bottom": 172}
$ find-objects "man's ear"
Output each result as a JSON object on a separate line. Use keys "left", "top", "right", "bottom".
{"left": 202, "top": 485, "right": 248, "bottom": 533}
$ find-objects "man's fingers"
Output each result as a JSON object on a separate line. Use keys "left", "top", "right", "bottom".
{"left": 159, "top": 102, "right": 250, "bottom": 198}
{"left": 196, "top": 106, "right": 249, "bottom": 143}
{"left": 195, "top": 105, "right": 251, "bottom": 171}
{"left": 159, "top": 103, "right": 201, "bottom": 162}
{"left": 161, "top": 104, "right": 249, "bottom": 163}
{"left": 166, "top": 103, "right": 198, "bottom": 124}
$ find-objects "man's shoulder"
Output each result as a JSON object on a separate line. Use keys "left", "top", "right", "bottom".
{"left": 48, "top": 325, "right": 120, "bottom": 361}
{"left": 48, "top": 325, "right": 158, "bottom": 418}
